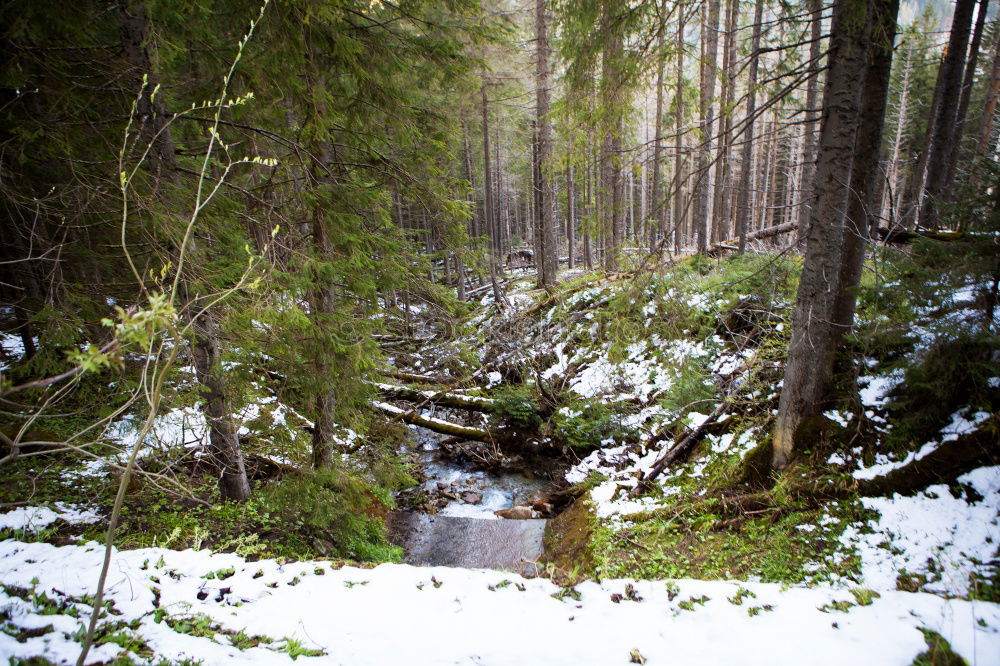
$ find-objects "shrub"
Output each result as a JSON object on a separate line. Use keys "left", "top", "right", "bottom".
{"left": 257, "top": 467, "right": 401, "bottom": 562}
{"left": 491, "top": 385, "right": 541, "bottom": 430}
{"left": 553, "top": 400, "right": 626, "bottom": 450}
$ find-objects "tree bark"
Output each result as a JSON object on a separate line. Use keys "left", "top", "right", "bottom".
{"left": 974, "top": 29, "right": 1000, "bottom": 161}
{"left": 374, "top": 383, "right": 496, "bottom": 412}
{"left": 187, "top": 298, "right": 251, "bottom": 500}
{"left": 304, "top": 31, "right": 341, "bottom": 471}
{"left": 567, "top": 160, "right": 576, "bottom": 269}
{"left": 773, "top": 0, "right": 875, "bottom": 470}
{"left": 735, "top": 0, "right": 765, "bottom": 254}
{"left": 694, "top": 0, "right": 720, "bottom": 252}
{"left": 831, "top": 0, "right": 901, "bottom": 338}
{"left": 118, "top": 0, "right": 249, "bottom": 497}
{"left": 535, "top": 0, "right": 557, "bottom": 289}
{"left": 372, "top": 401, "right": 494, "bottom": 442}
{"left": 600, "top": 2, "right": 626, "bottom": 269}
{"left": 947, "top": 0, "right": 991, "bottom": 192}
{"left": 882, "top": 41, "right": 913, "bottom": 227}
{"left": 919, "top": 0, "right": 977, "bottom": 227}
{"left": 713, "top": 0, "right": 738, "bottom": 243}
{"left": 673, "top": 3, "right": 687, "bottom": 253}
{"left": 798, "top": 0, "right": 824, "bottom": 247}
{"left": 652, "top": 24, "right": 666, "bottom": 250}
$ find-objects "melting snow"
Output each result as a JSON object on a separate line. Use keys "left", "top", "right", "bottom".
{"left": 0, "top": 541, "right": 997, "bottom": 665}
{"left": 0, "top": 504, "right": 101, "bottom": 532}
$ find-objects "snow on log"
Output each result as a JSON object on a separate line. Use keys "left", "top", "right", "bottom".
{"left": 373, "top": 383, "right": 496, "bottom": 412}
{"left": 371, "top": 401, "right": 494, "bottom": 442}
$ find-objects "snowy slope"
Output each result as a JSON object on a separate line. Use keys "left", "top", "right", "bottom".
{"left": 0, "top": 538, "right": 998, "bottom": 665}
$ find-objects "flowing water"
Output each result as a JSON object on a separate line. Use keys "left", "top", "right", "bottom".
{"left": 388, "top": 428, "right": 550, "bottom": 576}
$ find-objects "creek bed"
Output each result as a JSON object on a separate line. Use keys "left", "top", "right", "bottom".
{"left": 389, "top": 428, "right": 551, "bottom": 575}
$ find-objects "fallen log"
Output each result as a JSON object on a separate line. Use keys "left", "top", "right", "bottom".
{"left": 386, "top": 370, "right": 457, "bottom": 386}
{"left": 632, "top": 402, "right": 732, "bottom": 495}
{"left": 517, "top": 272, "right": 629, "bottom": 320}
{"left": 875, "top": 227, "right": 965, "bottom": 245}
{"left": 371, "top": 401, "right": 494, "bottom": 442}
{"left": 709, "top": 222, "right": 798, "bottom": 253}
{"left": 373, "top": 383, "right": 496, "bottom": 412}
{"left": 372, "top": 334, "right": 433, "bottom": 344}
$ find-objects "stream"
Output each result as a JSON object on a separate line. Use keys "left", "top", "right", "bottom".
{"left": 387, "top": 428, "right": 551, "bottom": 576}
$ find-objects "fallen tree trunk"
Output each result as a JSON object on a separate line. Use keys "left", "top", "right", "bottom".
{"left": 709, "top": 222, "right": 798, "bottom": 253}
{"left": 374, "top": 383, "right": 496, "bottom": 412}
{"left": 371, "top": 401, "right": 495, "bottom": 442}
{"left": 516, "top": 272, "right": 629, "bottom": 320}
{"left": 632, "top": 402, "right": 732, "bottom": 495}
{"left": 385, "top": 370, "right": 459, "bottom": 386}
{"left": 372, "top": 334, "right": 433, "bottom": 344}
{"left": 875, "top": 227, "right": 965, "bottom": 245}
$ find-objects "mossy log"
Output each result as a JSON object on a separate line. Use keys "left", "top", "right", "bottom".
{"left": 373, "top": 383, "right": 496, "bottom": 412}
{"left": 371, "top": 401, "right": 495, "bottom": 442}
{"left": 857, "top": 414, "right": 998, "bottom": 496}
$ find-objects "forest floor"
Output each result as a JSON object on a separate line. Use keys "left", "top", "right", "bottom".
{"left": 1, "top": 251, "right": 998, "bottom": 665}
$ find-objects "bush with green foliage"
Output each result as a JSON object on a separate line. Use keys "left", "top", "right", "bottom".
{"left": 491, "top": 385, "right": 542, "bottom": 430}
{"left": 257, "top": 467, "right": 401, "bottom": 562}
{"left": 552, "top": 399, "right": 626, "bottom": 450}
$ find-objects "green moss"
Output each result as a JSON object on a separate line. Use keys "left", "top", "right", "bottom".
{"left": 542, "top": 497, "right": 598, "bottom": 582}
{"left": 911, "top": 630, "right": 968, "bottom": 666}
{"left": 591, "top": 485, "right": 864, "bottom": 585}
{"left": 885, "top": 335, "right": 999, "bottom": 450}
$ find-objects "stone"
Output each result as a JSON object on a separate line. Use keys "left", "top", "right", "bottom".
{"left": 461, "top": 492, "right": 483, "bottom": 504}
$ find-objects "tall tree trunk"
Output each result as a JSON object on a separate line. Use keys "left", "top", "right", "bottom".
{"left": 567, "top": 160, "right": 576, "bottom": 269}
{"left": 652, "top": 25, "right": 666, "bottom": 251}
{"left": 946, "top": 0, "right": 991, "bottom": 192}
{"left": 584, "top": 159, "right": 594, "bottom": 269}
{"left": 116, "top": 0, "right": 177, "bottom": 181}
{"left": 904, "top": 48, "right": 948, "bottom": 229}
{"left": 599, "top": 2, "right": 626, "bottom": 270}
{"left": 735, "top": 0, "right": 764, "bottom": 253}
{"left": 799, "top": 0, "right": 824, "bottom": 246}
{"left": 694, "top": 0, "right": 720, "bottom": 252}
{"left": 974, "top": 30, "right": 1000, "bottom": 160}
{"left": 536, "top": 0, "right": 557, "bottom": 289}
{"left": 713, "top": 0, "right": 737, "bottom": 243}
{"left": 186, "top": 295, "right": 252, "bottom": 499}
{"left": 673, "top": 3, "right": 687, "bottom": 253}
{"left": 772, "top": 0, "right": 875, "bottom": 470}
{"left": 480, "top": 81, "right": 503, "bottom": 305}
{"left": 832, "top": 0, "right": 901, "bottom": 337}
{"left": 304, "top": 33, "right": 341, "bottom": 471}
{"left": 882, "top": 41, "right": 913, "bottom": 227}
{"left": 919, "top": 0, "right": 977, "bottom": 227}
{"left": 118, "top": 0, "right": 249, "bottom": 497}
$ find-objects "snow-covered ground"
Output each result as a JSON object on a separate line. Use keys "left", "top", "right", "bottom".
{"left": 3, "top": 265, "right": 997, "bottom": 664}
{"left": 1, "top": 538, "right": 998, "bottom": 665}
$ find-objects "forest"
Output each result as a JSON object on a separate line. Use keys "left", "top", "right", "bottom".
{"left": 0, "top": 0, "right": 998, "bottom": 663}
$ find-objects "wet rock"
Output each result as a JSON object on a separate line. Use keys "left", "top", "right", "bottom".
{"left": 461, "top": 492, "right": 483, "bottom": 504}
{"left": 494, "top": 505, "right": 536, "bottom": 519}
{"left": 530, "top": 498, "right": 554, "bottom": 516}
